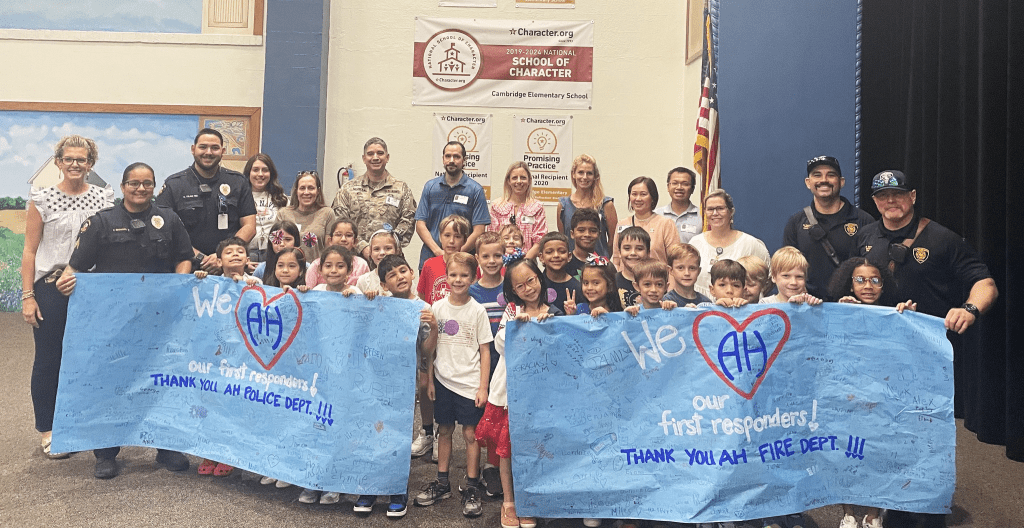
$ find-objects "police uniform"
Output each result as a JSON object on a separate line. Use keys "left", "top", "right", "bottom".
{"left": 69, "top": 203, "right": 194, "bottom": 273}
{"left": 783, "top": 196, "right": 875, "bottom": 299}
{"left": 155, "top": 166, "right": 256, "bottom": 257}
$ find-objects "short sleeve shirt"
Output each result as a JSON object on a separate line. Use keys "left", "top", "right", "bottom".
{"left": 30, "top": 184, "right": 114, "bottom": 281}
{"left": 155, "top": 165, "right": 256, "bottom": 255}
{"left": 432, "top": 297, "right": 493, "bottom": 399}
{"left": 414, "top": 173, "right": 491, "bottom": 269}
{"left": 69, "top": 204, "right": 193, "bottom": 273}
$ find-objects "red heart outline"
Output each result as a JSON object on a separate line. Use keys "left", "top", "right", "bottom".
{"left": 691, "top": 308, "right": 791, "bottom": 400}
{"left": 233, "top": 285, "right": 303, "bottom": 371}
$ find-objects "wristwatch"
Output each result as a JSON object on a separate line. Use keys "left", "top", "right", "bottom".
{"left": 961, "top": 303, "right": 980, "bottom": 317}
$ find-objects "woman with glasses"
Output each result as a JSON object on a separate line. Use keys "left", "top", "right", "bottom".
{"left": 276, "top": 170, "right": 335, "bottom": 263}
{"left": 688, "top": 189, "right": 770, "bottom": 297}
{"left": 20, "top": 135, "right": 114, "bottom": 459}
{"left": 244, "top": 153, "right": 288, "bottom": 264}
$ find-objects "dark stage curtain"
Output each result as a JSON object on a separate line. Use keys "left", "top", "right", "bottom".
{"left": 861, "top": 0, "right": 1023, "bottom": 461}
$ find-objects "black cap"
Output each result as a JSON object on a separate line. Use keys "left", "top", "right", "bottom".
{"left": 870, "top": 170, "right": 912, "bottom": 195}
{"left": 806, "top": 155, "right": 842, "bottom": 176}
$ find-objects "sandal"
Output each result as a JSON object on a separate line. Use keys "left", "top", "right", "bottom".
{"left": 197, "top": 459, "right": 217, "bottom": 475}
{"left": 500, "top": 503, "right": 520, "bottom": 528}
{"left": 213, "top": 463, "right": 234, "bottom": 477}
{"left": 41, "top": 437, "right": 70, "bottom": 460}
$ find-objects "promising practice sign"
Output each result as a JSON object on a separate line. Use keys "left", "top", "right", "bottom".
{"left": 513, "top": 114, "right": 573, "bottom": 202}
{"left": 52, "top": 274, "right": 419, "bottom": 494}
{"left": 505, "top": 304, "right": 955, "bottom": 523}
{"left": 413, "top": 17, "right": 594, "bottom": 109}
{"left": 433, "top": 113, "right": 493, "bottom": 199}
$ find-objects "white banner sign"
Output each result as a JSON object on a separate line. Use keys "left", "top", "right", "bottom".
{"left": 433, "top": 113, "right": 493, "bottom": 200}
{"left": 516, "top": 0, "right": 575, "bottom": 8}
{"left": 440, "top": 0, "right": 496, "bottom": 6}
{"left": 413, "top": 17, "right": 594, "bottom": 109}
{"left": 512, "top": 115, "right": 572, "bottom": 203}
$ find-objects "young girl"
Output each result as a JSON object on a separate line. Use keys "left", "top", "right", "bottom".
{"left": 498, "top": 223, "right": 525, "bottom": 256}
{"left": 264, "top": 247, "right": 307, "bottom": 291}
{"left": 828, "top": 257, "right": 914, "bottom": 528}
{"left": 253, "top": 220, "right": 300, "bottom": 280}
{"left": 738, "top": 255, "right": 771, "bottom": 304}
{"left": 314, "top": 245, "right": 361, "bottom": 296}
{"left": 477, "top": 255, "right": 560, "bottom": 528}
{"left": 564, "top": 254, "right": 623, "bottom": 316}
{"left": 306, "top": 218, "right": 370, "bottom": 288}
{"left": 487, "top": 161, "right": 547, "bottom": 259}
{"left": 356, "top": 229, "right": 410, "bottom": 294}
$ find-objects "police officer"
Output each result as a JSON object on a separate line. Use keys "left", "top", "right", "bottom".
{"left": 156, "top": 128, "right": 256, "bottom": 273}
{"left": 57, "top": 162, "right": 195, "bottom": 479}
{"left": 783, "top": 155, "right": 874, "bottom": 299}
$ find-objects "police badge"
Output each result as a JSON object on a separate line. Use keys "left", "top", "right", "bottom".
{"left": 844, "top": 223, "right": 858, "bottom": 236}
{"left": 152, "top": 215, "right": 165, "bottom": 229}
{"left": 913, "top": 247, "right": 930, "bottom": 263}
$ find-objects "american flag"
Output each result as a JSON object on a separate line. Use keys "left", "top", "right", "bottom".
{"left": 693, "top": 0, "right": 720, "bottom": 230}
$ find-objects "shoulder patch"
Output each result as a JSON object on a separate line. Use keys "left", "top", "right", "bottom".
{"left": 844, "top": 223, "right": 858, "bottom": 236}
{"left": 913, "top": 247, "right": 929, "bottom": 264}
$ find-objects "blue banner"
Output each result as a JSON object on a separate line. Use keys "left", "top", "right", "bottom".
{"left": 52, "top": 274, "right": 419, "bottom": 494}
{"left": 505, "top": 304, "right": 955, "bottom": 523}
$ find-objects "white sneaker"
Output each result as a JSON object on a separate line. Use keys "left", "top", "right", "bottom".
{"left": 583, "top": 519, "right": 602, "bottom": 527}
{"left": 411, "top": 430, "right": 433, "bottom": 458}
{"left": 839, "top": 515, "right": 859, "bottom": 528}
{"left": 259, "top": 476, "right": 277, "bottom": 485}
{"left": 297, "top": 488, "right": 320, "bottom": 504}
{"left": 320, "top": 491, "right": 341, "bottom": 504}
{"left": 275, "top": 480, "right": 292, "bottom": 488}
{"left": 861, "top": 516, "right": 883, "bottom": 528}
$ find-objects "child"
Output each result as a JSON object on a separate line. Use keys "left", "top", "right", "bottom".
{"left": 665, "top": 243, "right": 711, "bottom": 306}
{"left": 498, "top": 223, "right": 525, "bottom": 255}
{"left": 760, "top": 247, "right": 822, "bottom": 305}
{"left": 354, "top": 254, "right": 438, "bottom": 517}
{"left": 415, "top": 253, "right": 492, "bottom": 519}
{"left": 357, "top": 229, "right": 409, "bottom": 294}
{"left": 264, "top": 247, "right": 308, "bottom": 292}
{"left": 418, "top": 214, "right": 470, "bottom": 306}
{"left": 615, "top": 226, "right": 651, "bottom": 309}
{"left": 477, "top": 255, "right": 559, "bottom": 528}
{"left": 566, "top": 255, "right": 624, "bottom": 316}
{"left": 538, "top": 232, "right": 584, "bottom": 315}
{"left": 567, "top": 208, "right": 602, "bottom": 281}
{"left": 312, "top": 245, "right": 361, "bottom": 295}
{"left": 624, "top": 259, "right": 678, "bottom": 315}
{"left": 253, "top": 220, "right": 300, "bottom": 279}
{"left": 704, "top": 259, "right": 750, "bottom": 308}
{"left": 737, "top": 255, "right": 771, "bottom": 304}
{"left": 306, "top": 218, "right": 370, "bottom": 288}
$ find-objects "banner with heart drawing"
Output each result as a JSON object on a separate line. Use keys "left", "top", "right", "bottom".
{"left": 505, "top": 303, "right": 955, "bottom": 523}
{"left": 52, "top": 274, "right": 420, "bottom": 494}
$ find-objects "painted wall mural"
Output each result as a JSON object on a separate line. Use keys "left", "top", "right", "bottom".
{"left": 0, "top": 0, "right": 203, "bottom": 33}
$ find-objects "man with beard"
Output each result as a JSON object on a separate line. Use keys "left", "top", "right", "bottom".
{"left": 156, "top": 128, "right": 256, "bottom": 272}
{"left": 414, "top": 141, "right": 490, "bottom": 270}
{"left": 782, "top": 155, "right": 874, "bottom": 299}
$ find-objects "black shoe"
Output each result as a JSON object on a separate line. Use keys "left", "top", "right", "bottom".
{"left": 94, "top": 458, "right": 119, "bottom": 479}
{"left": 414, "top": 479, "right": 452, "bottom": 506}
{"left": 462, "top": 484, "right": 483, "bottom": 517}
{"left": 482, "top": 466, "right": 503, "bottom": 497}
{"left": 155, "top": 450, "right": 189, "bottom": 471}
{"left": 387, "top": 494, "right": 408, "bottom": 518}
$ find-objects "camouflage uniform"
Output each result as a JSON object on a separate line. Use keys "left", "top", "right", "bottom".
{"left": 330, "top": 170, "right": 417, "bottom": 256}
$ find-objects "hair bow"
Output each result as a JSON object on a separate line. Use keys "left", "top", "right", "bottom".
{"left": 586, "top": 253, "right": 610, "bottom": 266}
{"left": 302, "top": 232, "right": 318, "bottom": 248}
{"left": 502, "top": 247, "right": 526, "bottom": 265}
{"left": 269, "top": 229, "right": 285, "bottom": 246}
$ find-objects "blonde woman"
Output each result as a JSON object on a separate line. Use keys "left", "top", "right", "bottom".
{"left": 556, "top": 154, "right": 618, "bottom": 257}
{"left": 487, "top": 161, "right": 547, "bottom": 259}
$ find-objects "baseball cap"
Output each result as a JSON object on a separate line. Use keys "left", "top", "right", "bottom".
{"left": 806, "top": 155, "right": 842, "bottom": 176}
{"left": 870, "top": 170, "right": 912, "bottom": 195}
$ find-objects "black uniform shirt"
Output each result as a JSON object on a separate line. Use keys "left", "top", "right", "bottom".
{"left": 783, "top": 196, "right": 875, "bottom": 299}
{"left": 155, "top": 165, "right": 256, "bottom": 255}
{"left": 70, "top": 203, "right": 193, "bottom": 273}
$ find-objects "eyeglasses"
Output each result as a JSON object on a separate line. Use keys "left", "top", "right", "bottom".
{"left": 61, "top": 157, "right": 90, "bottom": 165}
{"left": 706, "top": 206, "right": 729, "bottom": 214}
{"left": 124, "top": 180, "right": 156, "bottom": 190}
{"left": 852, "top": 276, "right": 881, "bottom": 285}
{"left": 513, "top": 275, "right": 539, "bottom": 293}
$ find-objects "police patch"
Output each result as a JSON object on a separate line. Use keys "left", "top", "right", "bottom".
{"left": 151, "top": 215, "right": 165, "bottom": 229}
{"left": 220, "top": 184, "right": 231, "bottom": 196}
{"left": 913, "top": 247, "right": 930, "bottom": 263}
{"left": 802, "top": 223, "right": 811, "bottom": 230}
{"left": 844, "top": 223, "right": 858, "bottom": 236}
{"left": 864, "top": 245, "right": 873, "bottom": 253}
{"left": 79, "top": 219, "right": 90, "bottom": 234}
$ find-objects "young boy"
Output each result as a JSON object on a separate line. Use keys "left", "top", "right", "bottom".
{"left": 665, "top": 243, "right": 711, "bottom": 306}
{"left": 416, "top": 252, "right": 492, "bottom": 519}
{"left": 357, "top": 254, "right": 438, "bottom": 517}
{"left": 615, "top": 226, "right": 651, "bottom": 308}
{"left": 703, "top": 259, "right": 750, "bottom": 308}
{"left": 624, "top": 259, "right": 678, "bottom": 315}
{"left": 537, "top": 232, "right": 584, "bottom": 315}
{"left": 498, "top": 223, "right": 525, "bottom": 255}
{"left": 195, "top": 237, "right": 260, "bottom": 285}
{"left": 761, "top": 246, "right": 822, "bottom": 305}
{"left": 567, "top": 208, "right": 602, "bottom": 281}
{"left": 418, "top": 214, "right": 470, "bottom": 306}
{"left": 738, "top": 255, "right": 772, "bottom": 304}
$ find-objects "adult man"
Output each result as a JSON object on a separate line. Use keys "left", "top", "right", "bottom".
{"left": 783, "top": 155, "right": 874, "bottom": 299}
{"left": 56, "top": 162, "right": 195, "bottom": 479}
{"left": 331, "top": 137, "right": 417, "bottom": 261}
{"left": 859, "top": 170, "right": 998, "bottom": 528}
{"left": 156, "top": 128, "right": 256, "bottom": 272}
{"left": 654, "top": 167, "right": 702, "bottom": 244}
{"left": 414, "top": 141, "right": 490, "bottom": 269}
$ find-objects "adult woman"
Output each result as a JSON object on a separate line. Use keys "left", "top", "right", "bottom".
{"left": 611, "top": 176, "right": 681, "bottom": 267}
{"left": 276, "top": 170, "right": 335, "bottom": 263}
{"left": 245, "top": 153, "right": 288, "bottom": 263}
{"left": 689, "top": 189, "right": 771, "bottom": 297}
{"left": 557, "top": 154, "right": 618, "bottom": 258}
{"left": 21, "top": 135, "right": 114, "bottom": 458}
{"left": 487, "top": 161, "right": 547, "bottom": 259}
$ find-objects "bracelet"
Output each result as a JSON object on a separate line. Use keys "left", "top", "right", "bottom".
{"left": 22, "top": 291, "right": 35, "bottom": 300}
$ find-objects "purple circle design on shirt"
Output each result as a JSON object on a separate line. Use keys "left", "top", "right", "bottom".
{"left": 443, "top": 319, "right": 460, "bottom": 336}
{"left": 547, "top": 288, "right": 557, "bottom": 303}
{"left": 496, "top": 292, "right": 508, "bottom": 307}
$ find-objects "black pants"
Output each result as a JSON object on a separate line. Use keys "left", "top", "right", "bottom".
{"left": 94, "top": 447, "right": 179, "bottom": 460}
{"left": 885, "top": 511, "right": 947, "bottom": 528}
{"left": 29, "top": 278, "right": 68, "bottom": 433}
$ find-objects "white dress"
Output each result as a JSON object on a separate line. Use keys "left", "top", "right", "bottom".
{"left": 689, "top": 231, "right": 771, "bottom": 297}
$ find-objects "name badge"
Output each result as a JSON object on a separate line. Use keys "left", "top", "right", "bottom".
{"left": 218, "top": 213, "right": 228, "bottom": 230}
{"left": 520, "top": 215, "right": 535, "bottom": 224}
{"left": 683, "top": 223, "right": 698, "bottom": 233}
{"left": 385, "top": 196, "right": 400, "bottom": 208}
{"left": 453, "top": 194, "right": 469, "bottom": 205}
{"left": 616, "top": 225, "right": 628, "bottom": 233}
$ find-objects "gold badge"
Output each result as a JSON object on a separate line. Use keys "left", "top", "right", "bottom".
{"left": 802, "top": 223, "right": 811, "bottom": 230}
{"left": 151, "top": 215, "right": 165, "bottom": 229}
{"left": 220, "top": 184, "right": 231, "bottom": 196}
{"left": 844, "top": 223, "right": 858, "bottom": 236}
{"left": 864, "top": 245, "right": 873, "bottom": 253}
{"left": 913, "top": 247, "right": 930, "bottom": 263}
{"left": 79, "top": 219, "right": 90, "bottom": 234}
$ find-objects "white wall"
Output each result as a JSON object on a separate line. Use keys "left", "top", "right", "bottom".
{"left": 324, "top": 2, "right": 703, "bottom": 261}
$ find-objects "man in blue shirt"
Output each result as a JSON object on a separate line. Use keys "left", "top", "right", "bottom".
{"left": 414, "top": 141, "right": 491, "bottom": 270}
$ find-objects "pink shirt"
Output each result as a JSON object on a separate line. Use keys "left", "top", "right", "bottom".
{"left": 487, "top": 200, "right": 547, "bottom": 253}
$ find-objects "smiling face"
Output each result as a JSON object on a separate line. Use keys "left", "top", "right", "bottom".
{"left": 295, "top": 175, "right": 320, "bottom": 210}
{"left": 477, "top": 242, "right": 505, "bottom": 278}
{"left": 58, "top": 146, "right": 93, "bottom": 183}
{"left": 320, "top": 252, "right": 350, "bottom": 289}
{"left": 581, "top": 267, "right": 610, "bottom": 306}
{"left": 446, "top": 261, "right": 474, "bottom": 296}
{"left": 629, "top": 182, "right": 653, "bottom": 215}
{"left": 618, "top": 237, "right": 649, "bottom": 274}
{"left": 219, "top": 244, "right": 248, "bottom": 274}
{"left": 851, "top": 264, "right": 883, "bottom": 304}
{"left": 384, "top": 264, "right": 415, "bottom": 298}
{"left": 501, "top": 230, "right": 523, "bottom": 254}
{"left": 709, "top": 277, "right": 744, "bottom": 300}
{"left": 369, "top": 235, "right": 397, "bottom": 265}
{"left": 635, "top": 275, "right": 668, "bottom": 308}
{"left": 872, "top": 189, "right": 916, "bottom": 228}
{"left": 440, "top": 223, "right": 466, "bottom": 255}
{"left": 121, "top": 166, "right": 156, "bottom": 212}
{"left": 773, "top": 267, "right": 807, "bottom": 298}
{"left": 573, "top": 162, "right": 596, "bottom": 191}
{"left": 249, "top": 160, "right": 271, "bottom": 192}
{"left": 191, "top": 133, "right": 224, "bottom": 172}
{"left": 508, "top": 167, "right": 531, "bottom": 199}
{"left": 704, "top": 196, "right": 733, "bottom": 230}
{"left": 571, "top": 220, "right": 599, "bottom": 253}
{"left": 805, "top": 164, "right": 844, "bottom": 200}
{"left": 540, "top": 240, "right": 570, "bottom": 272}
{"left": 328, "top": 223, "right": 357, "bottom": 250}
{"left": 275, "top": 252, "right": 302, "bottom": 287}
{"left": 670, "top": 255, "right": 701, "bottom": 289}
{"left": 510, "top": 264, "right": 542, "bottom": 306}
{"left": 362, "top": 142, "right": 389, "bottom": 174}
{"left": 667, "top": 170, "right": 694, "bottom": 205}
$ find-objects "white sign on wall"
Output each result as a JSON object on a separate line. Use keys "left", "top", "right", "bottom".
{"left": 413, "top": 17, "right": 594, "bottom": 109}
{"left": 439, "top": 0, "right": 496, "bottom": 7}
{"left": 512, "top": 115, "right": 572, "bottom": 203}
{"left": 433, "top": 113, "right": 493, "bottom": 200}
{"left": 516, "top": 0, "right": 575, "bottom": 9}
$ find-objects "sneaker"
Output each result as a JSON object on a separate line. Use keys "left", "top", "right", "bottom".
{"left": 155, "top": 450, "right": 189, "bottom": 472}
{"left": 839, "top": 515, "right": 859, "bottom": 528}
{"left": 94, "top": 458, "right": 119, "bottom": 479}
{"left": 584, "top": 519, "right": 602, "bottom": 527}
{"left": 861, "top": 516, "right": 883, "bottom": 528}
{"left": 482, "top": 466, "right": 503, "bottom": 497}
{"left": 354, "top": 494, "right": 376, "bottom": 512}
{"left": 501, "top": 503, "right": 520, "bottom": 528}
{"left": 785, "top": 513, "right": 805, "bottom": 528}
{"left": 414, "top": 479, "right": 452, "bottom": 506}
{"left": 411, "top": 430, "right": 433, "bottom": 457}
{"left": 297, "top": 488, "right": 320, "bottom": 504}
{"left": 275, "top": 480, "right": 292, "bottom": 489}
{"left": 387, "top": 494, "right": 409, "bottom": 518}
{"left": 762, "top": 519, "right": 784, "bottom": 528}
{"left": 320, "top": 491, "right": 341, "bottom": 505}
{"left": 462, "top": 484, "right": 483, "bottom": 517}
{"left": 519, "top": 516, "right": 537, "bottom": 528}
{"left": 259, "top": 476, "right": 277, "bottom": 485}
